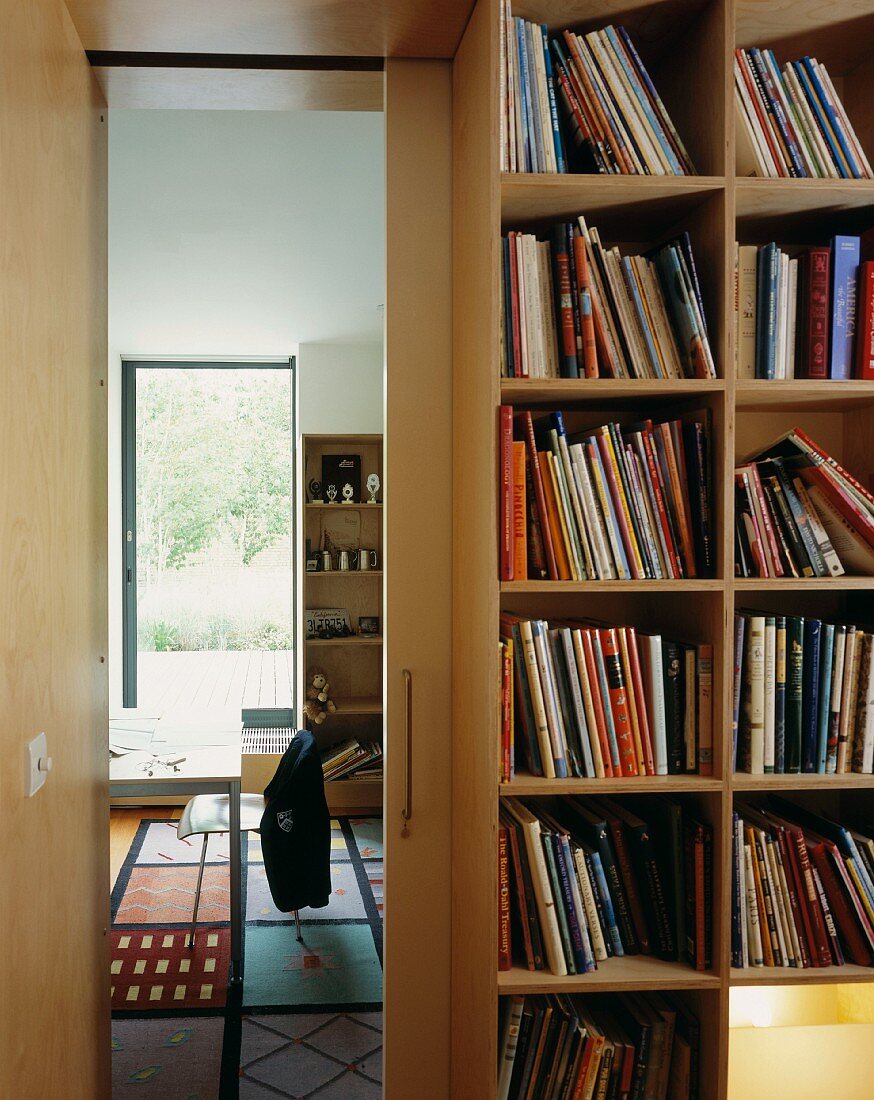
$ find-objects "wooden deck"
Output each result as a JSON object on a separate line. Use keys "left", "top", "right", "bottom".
{"left": 137, "top": 650, "right": 293, "bottom": 714}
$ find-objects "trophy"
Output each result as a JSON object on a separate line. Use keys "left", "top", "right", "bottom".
{"left": 341, "top": 482, "right": 355, "bottom": 504}
{"left": 325, "top": 483, "right": 338, "bottom": 504}
{"left": 366, "top": 473, "right": 380, "bottom": 504}
{"left": 308, "top": 478, "right": 323, "bottom": 503}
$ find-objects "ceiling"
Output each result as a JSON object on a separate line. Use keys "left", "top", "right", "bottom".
{"left": 65, "top": 0, "right": 477, "bottom": 58}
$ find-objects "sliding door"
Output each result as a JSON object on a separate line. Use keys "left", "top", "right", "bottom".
{"left": 383, "top": 60, "right": 453, "bottom": 1097}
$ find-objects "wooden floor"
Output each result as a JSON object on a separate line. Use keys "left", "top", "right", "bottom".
{"left": 109, "top": 807, "right": 180, "bottom": 889}
{"left": 137, "top": 649, "right": 293, "bottom": 713}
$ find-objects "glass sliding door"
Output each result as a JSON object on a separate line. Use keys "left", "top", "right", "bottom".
{"left": 121, "top": 360, "right": 295, "bottom": 715}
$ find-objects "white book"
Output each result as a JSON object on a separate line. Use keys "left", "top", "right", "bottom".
{"left": 499, "top": 0, "right": 507, "bottom": 172}
{"left": 640, "top": 258, "right": 682, "bottom": 379}
{"left": 569, "top": 442, "right": 613, "bottom": 580}
{"left": 783, "top": 62, "right": 836, "bottom": 179}
{"left": 744, "top": 843, "right": 765, "bottom": 966}
{"left": 734, "top": 69, "right": 775, "bottom": 176}
{"left": 827, "top": 625, "right": 847, "bottom": 775}
{"left": 497, "top": 995, "right": 523, "bottom": 1100}
{"left": 556, "top": 431, "right": 593, "bottom": 578}
{"left": 513, "top": 234, "right": 529, "bottom": 376}
{"left": 740, "top": 51, "right": 789, "bottom": 175}
{"left": 765, "top": 833, "right": 797, "bottom": 965}
{"left": 559, "top": 628, "right": 595, "bottom": 778}
{"left": 795, "top": 480, "right": 848, "bottom": 577}
{"left": 639, "top": 633, "right": 668, "bottom": 775}
{"left": 817, "top": 60, "right": 873, "bottom": 177}
{"left": 503, "top": 798, "right": 566, "bottom": 975}
{"left": 746, "top": 615, "right": 766, "bottom": 773}
{"left": 855, "top": 634, "right": 874, "bottom": 773}
{"left": 519, "top": 619, "right": 556, "bottom": 778}
{"left": 755, "top": 830, "right": 787, "bottom": 965}
{"left": 786, "top": 257, "right": 798, "bottom": 378}
{"left": 511, "top": 14, "right": 525, "bottom": 172}
{"left": 764, "top": 50, "right": 814, "bottom": 176}
{"left": 530, "top": 24, "right": 556, "bottom": 173}
{"left": 577, "top": 217, "right": 628, "bottom": 377}
{"left": 532, "top": 617, "right": 571, "bottom": 768}
{"left": 774, "top": 250, "right": 788, "bottom": 378}
{"left": 538, "top": 243, "right": 559, "bottom": 378}
{"left": 572, "top": 845, "right": 608, "bottom": 961}
{"left": 736, "top": 817, "right": 750, "bottom": 966}
{"left": 547, "top": 450, "right": 582, "bottom": 580}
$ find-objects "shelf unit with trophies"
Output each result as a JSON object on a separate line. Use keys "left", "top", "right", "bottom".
{"left": 297, "top": 433, "right": 384, "bottom": 813}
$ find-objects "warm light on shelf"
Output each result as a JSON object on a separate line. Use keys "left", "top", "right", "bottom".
{"left": 731, "top": 987, "right": 774, "bottom": 1028}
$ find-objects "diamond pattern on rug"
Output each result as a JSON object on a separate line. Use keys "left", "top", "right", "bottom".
{"left": 135, "top": 821, "right": 231, "bottom": 865}
{"left": 247, "top": 861, "right": 366, "bottom": 922}
{"left": 240, "top": 1013, "right": 381, "bottom": 1100}
{"left": 111, "top": 1016, "right": 223, "bottom": 1099}
{"left": 350, "top": 818, "right": 383, "bottom": 859}
{"left": 115, "top": 864, "right": 230, "bottom": 924}
{"left": 111, "top": 928, "right": 230, "bottom": 1010}
{"left": 243, "top": 924, "right": 382, "bottom": 1008}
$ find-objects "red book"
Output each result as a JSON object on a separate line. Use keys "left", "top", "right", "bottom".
{"left": 502, "top": 814, "right": 537, "bottom": 970}
{"left": 499, "top": 406, "right": 514, "bottom": 581}
{"left": 792, "top": 426, "right": 874, "bottom": 510}
{"left": 735, "top": 50, "right": 786, "bottom": 177}
{"left": 624, "top": 627, "right": 655, "bottom": 776}
{"left": 580, "top": 629, "right": 615, "bottom": 778}
{"left": 598, "top": 628, "right": 638, "bottom": 776}
{"left": 747, "top": 462, "right": 784, "bottom": 576}
{"left": 809, "top": 841, "right": 872, "bottom": 965}
{"left": 800, "top": 248, "right": 831, "bottom": 379}
{"left": 498, "top": 826, "right": 512, "bottom": 971}
{"left": 855, "top": 262, "right": 874, "bottom": 379}
{"left": 597, "top": 800, "right": 652, "bottom": 954}
{"left": 521, "top": 411, "right": 558, "bottom": 580}
{"left": 785, "top": 826, "right": 834, "bottom": 967}
{"left": 774, "top": 827, "right": 812, "bottom": 969}
{"left": 500, "top": 640, "right": 512, "bottom": 783}
{"left": 512, "top": 441, "right": 527, "bottom": 580}
{"left": 640, "top": 430, "right": 681, "bottom": 578}
{"left": 524, "top": 454, "right": 548, "bottom": 579}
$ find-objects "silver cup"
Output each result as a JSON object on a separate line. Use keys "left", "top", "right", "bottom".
{"left": 358, "top": 549, "right": 378, "bottom": 571}
{"left": 319, "top": 550, "right": 333, "bottom": 571}
{"left": 338, "top": 550, "right": 358, "bottom": 571}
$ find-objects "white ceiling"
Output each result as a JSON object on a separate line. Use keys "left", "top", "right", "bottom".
{"left": 109, "top": 108, "right": 385, "bottom": 358}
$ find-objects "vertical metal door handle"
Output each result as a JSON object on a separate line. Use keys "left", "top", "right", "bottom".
{"left": 401, "top": 668, "right": 412, "bottom": 837}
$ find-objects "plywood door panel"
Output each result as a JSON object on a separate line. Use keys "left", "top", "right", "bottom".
{"left": 384, "top": 58, "right": 453, "bottom": 1098}
{"left": 0, "top": 0, "right": 109, "bottom": 1096}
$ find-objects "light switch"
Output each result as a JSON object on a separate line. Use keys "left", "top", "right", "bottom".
{"left": 25, "top": 732, "right": 52, "bottom": 797}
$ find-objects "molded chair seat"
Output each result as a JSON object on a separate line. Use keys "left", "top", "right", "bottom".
{"left": 177, "top": 792, "right": 303, "bottom": 946}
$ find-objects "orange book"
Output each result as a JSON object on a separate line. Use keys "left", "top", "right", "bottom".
{"left": 512, "top": 441, "right": 527, "bottom": 580}
{"left": 599, "top": 627, "right": 638, "bottom": 776}
{"left": 539, "top": 450, "right": 572, "bottom": 580}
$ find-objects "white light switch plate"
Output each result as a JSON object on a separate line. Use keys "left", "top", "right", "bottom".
{"left": 25, "top": 732, "right": 50, "bottom": 797}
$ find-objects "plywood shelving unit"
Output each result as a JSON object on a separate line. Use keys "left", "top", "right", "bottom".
{"left": 451, "top": 1, "right": 874, "bottom": 1096}
{"left": 298, "top": 433, "right": 384, "bottom": 814}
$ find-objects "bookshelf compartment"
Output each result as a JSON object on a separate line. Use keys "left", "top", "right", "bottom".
{"left": 511, "top": 0, "right": 728, "bottom": 176}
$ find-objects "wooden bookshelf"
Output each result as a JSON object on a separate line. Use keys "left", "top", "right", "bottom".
{"left": 298, "top": 433, "right": 384, "bottom": 814}
{"left": 451, "top": 1, "right": 874, "bottom": 1098}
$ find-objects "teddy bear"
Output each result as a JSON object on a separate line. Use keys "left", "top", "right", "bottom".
{"left": 303, "top": 669, "right": 337, "bottom": 725}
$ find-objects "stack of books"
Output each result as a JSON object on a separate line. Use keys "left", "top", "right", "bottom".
{"left": 735, "top": 235, "right": 874, "bottom": 380}
{"left": 735, "top": 48, "right": 872, "bottom": 178}
{"left": 733, "top": 611, "right": 874, "bottom": 775}
{"left": 735, "top": 427, "right": 874, "bottom": 577}
{"left": 732, "top": 799, "right": 874, "bottom": 969}
{"left": 500, "top": 3, "right": 695, "bottom": 175}
{"left": 320, "top": 738, "right": 383, "bottom": 781}
{"left": 500, "top": 614, "right": 712, "bottom": 781}
{"left": 498, "top": 991, "right": 700, "bottom": 1100}
{"left": 500, "top": 409, "right": 714, "bottom": 581}
{"left": 500, "top": 797, "right": 713, "bottom": 975}
{"left": 502, "top": 220, "right": 716, "bottom": 379}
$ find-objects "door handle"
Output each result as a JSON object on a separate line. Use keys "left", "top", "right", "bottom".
{"left": 401, "top": 668, "right": 412, "bottom": 838}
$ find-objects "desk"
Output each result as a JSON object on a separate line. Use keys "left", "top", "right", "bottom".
{"left": 109, "top": 742, "right": 244, "bottom": 982}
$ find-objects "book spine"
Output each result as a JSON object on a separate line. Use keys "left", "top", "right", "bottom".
{"left": 732, "top": 615, "right": 745, "bottom": 771}
{"left": 552, "top": 225, "right": 580, "bottom": 377}
{"left": 829, "top": 235, "right": 860, "bottom": 380}
{"left": 522, "top": 411, "right": 559, "bottom": 580}
{"left": 775, "top": 616, "right": 787, "bottom": 773}
{"left": 512, "top": 441, "right": 527, "bottom": 582}
{"left": 499, "top": 406, "right": 514, "bottom": 581}
{"left": 856, "top": 262, "right": 874, "bottom": 379}
{"left": 802, "top": 618, "right": 822, "bottom": 773}
{"left": 801, "top": 248, "right": 831, "bottom": 378}
{"left": 697, "top": 644, "right": 713, "bottom": 776}
{"left": 499, "top": 826, "right": 512, "bottom": 970}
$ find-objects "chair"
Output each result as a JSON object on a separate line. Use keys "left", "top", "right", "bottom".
{"left": 177, "top": 792, "right": 303, "bottom": 946}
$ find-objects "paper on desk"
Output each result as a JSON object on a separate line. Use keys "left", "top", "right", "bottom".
{"left": 109, "top": 727, "right": 154, "bottom": 753}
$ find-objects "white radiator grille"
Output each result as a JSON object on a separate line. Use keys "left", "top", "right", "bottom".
{"left": 242, "top": 727, "right": 295, "bottom": 755}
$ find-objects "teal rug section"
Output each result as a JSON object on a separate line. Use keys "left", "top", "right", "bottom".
{"left": 239, "top": 1012, "right": 382, "bottom": 1100}
{"left": 350, "top": 818, "right": 383, "bottom": 859}
{"left": 242, "top": 924, "right": 383, "bottom": 1009}
{"left": 111, "top": 1016, "right": 223, "bottom": 1099}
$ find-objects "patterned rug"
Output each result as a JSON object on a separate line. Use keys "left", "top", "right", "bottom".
{"left": 111, "top": 815, "right": 383, "bottom": 1098}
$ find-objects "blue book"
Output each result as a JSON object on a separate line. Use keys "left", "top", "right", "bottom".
{"left": 801, "top": 618, "right": 822, "bottom": 772}
{"left": 557, "top": 833, "right": 596, "bottom": 971}
{"left": 749, "top": 48, "right": 806, "bottom": 177}
{"left": 756, "top": 243, "right": 779, "bottom": 379}
{"left": 541, "top": 834, "right": 576, "bottom": 971}
{"left": 829, "top": 235, "right": 860, "bottom": 380}
{"left": 792, "top": 60, "right": 848, "bottom": 177}
{"left": 801, "top": 57, "right": 862, "bottom": 178}
{"left": 584, "top": 434, "right": 631, "bottom": 580}
{"left": 815, "top": 623, "right": 834, "bottom": 773}
{"left": 587, "top": 848, "right": 623, "bottom": 956}
{"left": 540, "top": 24, "right": 567, "bottom": 174}
{"left": 774, "top": 615, "right": 787, "bottom": 773}
{"left": 514, "top": 19, "right": 534, "bottom": 172}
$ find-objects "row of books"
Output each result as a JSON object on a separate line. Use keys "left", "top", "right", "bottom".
{"left": 735, "top": 48, "right": 872, "bottom": 179}
{"left": 500, "top": 615, "right": 712, "bottom": 782}
{"left": 732, "top": 798, "right": 874, "bottom": 968}
{"left": 735, "top": 236, "right": 874, "bottom": 380}
{"left": 498, "top": 991, "right": 699, "bottom": 1100}
{"left": 500, "top": 797, "right": 713, "bottom": 976}
{"left": 319, "top": 738, "right": 383, "bottom": 782}
{"left": 501, "top": 221, "right": 715, "bottom": 380}
{"left": 733, "top": 612, "right": 874, "bottom": 776}
{"left": 735, "top": 427, "right": 874, "bottom": 578}
{"left": 500, "top": 3, "right": 694, "bottom": 175}
{"left": 499, "top": 409, "right": 714, "bottom": 581}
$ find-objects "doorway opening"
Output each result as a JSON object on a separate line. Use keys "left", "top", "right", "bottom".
{"left": 121, "top": 360, "right": 295, "bottom": 716}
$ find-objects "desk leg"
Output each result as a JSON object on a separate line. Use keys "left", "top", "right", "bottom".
{"left": 229, "top": 779, "right": 243, "bottom": 983}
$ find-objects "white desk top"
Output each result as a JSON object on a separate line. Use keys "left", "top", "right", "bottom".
{"left": 109, "top": 741, "right": 242, "bottom": 786}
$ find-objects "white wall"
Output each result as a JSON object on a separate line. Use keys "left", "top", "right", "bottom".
{"left": 108, "top": 109, "right": 385, "bottom": 707}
